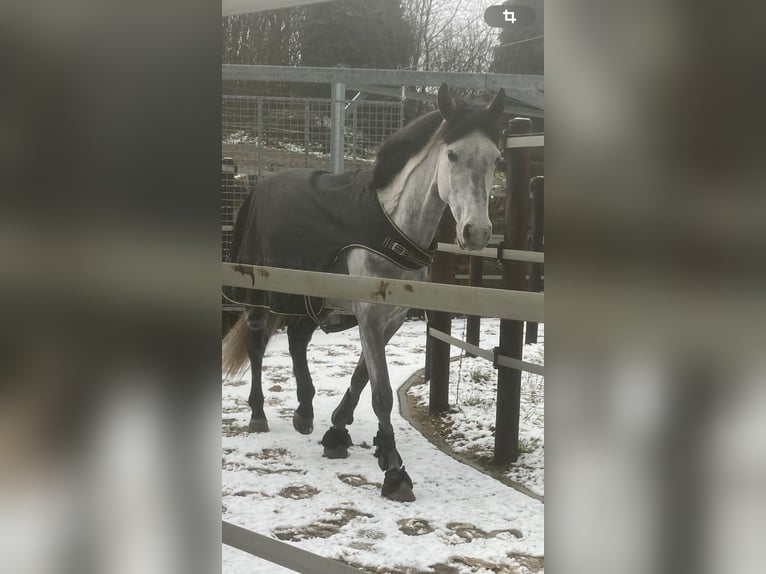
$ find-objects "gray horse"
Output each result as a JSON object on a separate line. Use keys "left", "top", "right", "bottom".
{"left": 223, "top": 84, "right": 504, "bottom": 501}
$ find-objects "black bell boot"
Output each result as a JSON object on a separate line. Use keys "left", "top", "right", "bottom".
{"left": 373, "top": 429, "right": 415, "bottom": 501}
{"left": 373, "top": 430, "right": 402, "bottom": 471}
{"left": 321, "top": 426, "right": 352, "bottom": 459}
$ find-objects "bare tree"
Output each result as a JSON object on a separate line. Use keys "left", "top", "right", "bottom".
{"left": 402, "top": 0, "right": 497, "bottom": 108}
{"left": 433, "top": 4, "right": 496, "bottom": 73}
{"left": 404, "top": 0, "right": 465, "bottom": 72}
{"left": 221, "top": 9, "right": 304, "bottom": 66}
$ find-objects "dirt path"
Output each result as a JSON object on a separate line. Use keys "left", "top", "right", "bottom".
{"left": 397, "top": 368, "right": 544, "bottom": 504}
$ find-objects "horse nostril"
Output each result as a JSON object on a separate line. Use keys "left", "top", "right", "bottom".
{"left": 463, "top": 224, "right": 473, "bottom": 241}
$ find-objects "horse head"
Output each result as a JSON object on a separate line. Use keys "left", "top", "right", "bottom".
{"left": 435, "top": 83, "right": 505, "bottom": 251}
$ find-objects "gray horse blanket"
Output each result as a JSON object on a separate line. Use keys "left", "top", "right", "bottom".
{"left": 223, "top": 168, "right": 435, "bottom": 323}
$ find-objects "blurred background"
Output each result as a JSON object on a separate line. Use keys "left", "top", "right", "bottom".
{"left": 546, "top": 1, "right": 766, "bottom": 573}
{"left": 1, "top": 1, "right": 221, "bottom": 573}
{"left": 1, "top": 0, "right": 765, "bottom": 572}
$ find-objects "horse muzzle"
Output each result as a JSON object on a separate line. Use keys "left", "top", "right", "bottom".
{"left": 458, "top": 222, "right": 492, "bottom": 251}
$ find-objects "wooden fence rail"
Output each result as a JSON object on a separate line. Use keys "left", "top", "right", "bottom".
{"left": 223, "top": 521, "right": 359, "bottom": 574}
{"left": 222, "top": 262, "right": 544, "bottom": 323}
{"left": 436, "top": 242, "right": 544, "bottom": 264}
{"left": 428, "top": 327, "right": 544, "bottom": 376}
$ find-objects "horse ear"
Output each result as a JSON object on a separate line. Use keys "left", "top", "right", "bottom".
{"left": 437, "top": 83, "right": 454, "bottom": 121}
{"left": 487, "top": 88, "right": 505, "bottom": 119}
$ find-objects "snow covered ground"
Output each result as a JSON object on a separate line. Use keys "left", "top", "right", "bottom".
{"left": 407, "top": 321, "right": 544, "bottom": 497}
{"left": 222, "top": 318, "right": 544, "bottom": 573}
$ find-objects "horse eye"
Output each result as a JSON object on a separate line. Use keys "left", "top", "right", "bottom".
{"left": 447, "top": 150, "right": 458, "bottom": 162}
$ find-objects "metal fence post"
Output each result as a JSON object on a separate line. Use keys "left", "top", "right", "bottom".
{"left": 352, "top": 105, "right": 358, "bottom": 169}
{"left": 494, "top": 117, "right": 532, "bottom": 466}
{"left": 399, "top": 89, "right": 405, "bottom": 130}
{"left": 331, "top": 82, "right": 345, "bottom": 174}
{"left": 256, "top": 97, "right": 263, "bottom": 180}
{"left": 304, "top": 100, "right": 310, "bottom": 167}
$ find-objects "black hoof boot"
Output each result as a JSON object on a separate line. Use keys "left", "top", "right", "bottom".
{"left": 373, "top": 430, "right": 402, "bottom": 471}
{"left": 382, "top": 467, "right": 415, "bottom": 502}
{"left": 292, "top": 411, "right": 314, "bottom": 435}
{"left": 321, "top": 427, "right": 352, "bottom": 459}
{"left": 248, "top": 417, "right": 269, "bottom": 433}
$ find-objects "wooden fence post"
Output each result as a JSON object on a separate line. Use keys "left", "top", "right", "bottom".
{"left": 428, "top": 211, "right": 456, "bottom": 414}
{"left": 494, "top": 117, "right": 532, "bottom": 465}
{"left": 424, "top": 331, "right": 432, "bottom": 383}
{"left": 465, "top": 256, "right": 483, "bottom": 356}
{"left": 525, "top": 176, "right": 544, "bottom": 344}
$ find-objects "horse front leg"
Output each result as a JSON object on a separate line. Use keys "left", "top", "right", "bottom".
{"left": 321, "top": 354, "right": 367, "bottom": 459}
{"left": 357, "top": 304, "right": 415, "bottom": 501}
{"left": 330, "top": 355, "right": 368, "bottom": 428}
{"left": 328, "top": 314, "right": 404, "bottom": 433}
{"left": 287, "top": 317, "right": 317, "bottom": 434}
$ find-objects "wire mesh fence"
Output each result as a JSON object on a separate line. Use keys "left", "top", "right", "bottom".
{"left": 221, "top": 94, "right": 403, "bottom": 262}
{"left": 346, "top": 99, "right": 404, "bottom": 169}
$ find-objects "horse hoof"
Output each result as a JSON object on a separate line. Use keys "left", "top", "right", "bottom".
{"left": 323, "top": 445, "right": 350, "bottom": 459}
{"left": 321, "top": 427, "right": 352, "bottom": 459}
{"left": 383, "top": 482, "right": 416, "bottom": 502}
{"left": 292, "top": 412, "right": 314, "bottom": 435}
{"left": 382, "top": 467, "right": 415, "bottom": 502}
{"left": 248, "top": 418, "right": 269, "bottom": 433}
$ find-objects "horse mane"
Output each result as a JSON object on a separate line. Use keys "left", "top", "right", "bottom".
{"left": 371, "top": 110, "right": 444, "bottom": 191}
{"left": 371, "top": 99, "right": 502, "bottom": 192}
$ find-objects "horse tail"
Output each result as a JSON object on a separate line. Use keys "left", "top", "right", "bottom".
{"left": 222, "top": 312, "right": 285, "bottom": 379}
{"left": 222, "top": 314, "right": 250, "bottom": 379}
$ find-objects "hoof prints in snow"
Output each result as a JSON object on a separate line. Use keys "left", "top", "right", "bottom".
{"left": 224, "top": 379, "right": 247, "bottom": 387}
{"left": 397, "top": 518, "right": 434, "bottom": 536}
{"left": 508, "top": 553, "right": 545, "bottom": 572}
{"left": 222, "top": 319, "right": 543, "bottom": 574}
{"left": 231, "top": 490, "right": 270, "bottom": 499}
{"left": 395, "top": 518, "right": 521, "bottom": 541}
{"left": 222, "top": 403, "right": 248, "bottom": 414}
{"left": 222, "top": 463, "right": 305, "bottom": 475}
{"left": 223, "top": 450, "right": 303, "bottom": 475}
{"left": 221, "top": 419, "right": 249, "bottom": 437}
{"left": 246, "top": 448, "right": 290, "bottom": 460}
{"left": 278, "top": 485, "right": 320, "bottom": 499}
{"left": 274, "top": 507, "right": 373, "bottom": 541}
{"left": 445, "top": 522, "right": 523, "bottom": 542}
{"left": 349, "top": 529, "right": 386, "bottom": 550}
{"left": 337, "top": 473, "right": 382, "bottom": 490}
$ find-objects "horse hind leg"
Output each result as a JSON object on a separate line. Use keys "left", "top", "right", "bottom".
{"left": 245, "top": 309, "right": 277, "bottom": 433}
{"left": 287, "top": 317, "right": 316, "bottom": 435}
